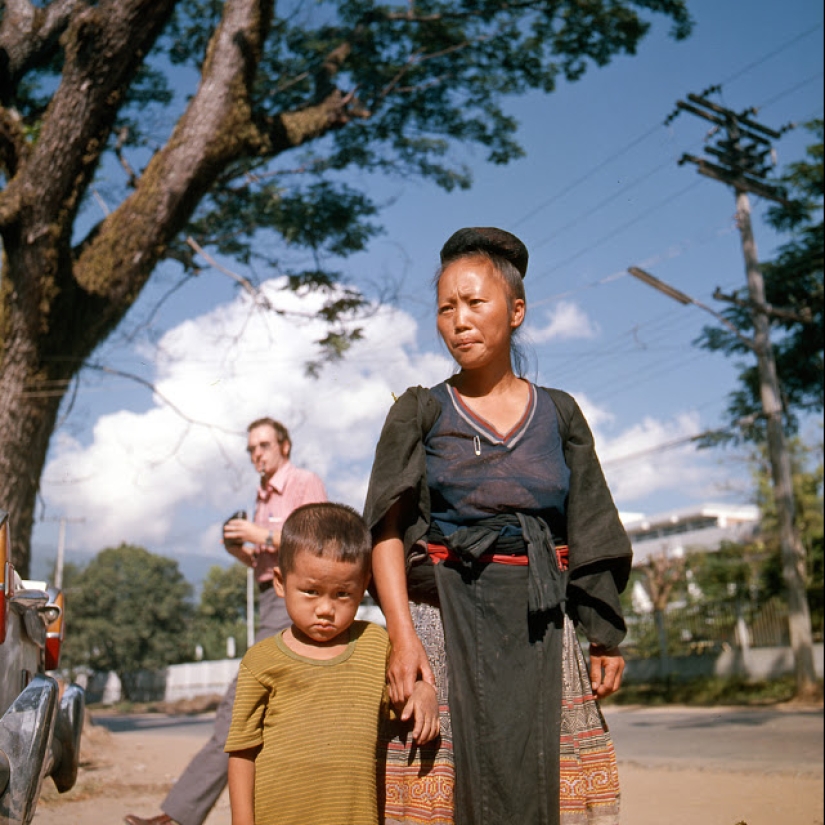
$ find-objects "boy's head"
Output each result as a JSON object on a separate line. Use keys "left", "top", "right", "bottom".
{"left": 279, "top": 502, "right": 372, "bottom": 576}
{"left": 274, "top": 503, "right": 372, "bottom": 646}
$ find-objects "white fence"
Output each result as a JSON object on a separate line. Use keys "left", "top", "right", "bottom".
{"left": 79, "top": 641, "right": 824, "bottom": 705}
{"left": 624, "top": 643, "right": 823, "bottom": 682}
{"left": 79, "top": 658, "right": 240, "bottom": 704}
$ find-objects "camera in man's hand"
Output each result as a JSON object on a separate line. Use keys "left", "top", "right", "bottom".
{"left": 223, "top": 510, "right": 247, "bottom": 547}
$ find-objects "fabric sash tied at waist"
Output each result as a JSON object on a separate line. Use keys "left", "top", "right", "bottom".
{"left": 433, "top": 514, "right": 568, "bottom": 617}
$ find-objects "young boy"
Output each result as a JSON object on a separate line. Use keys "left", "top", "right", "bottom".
{"left": 225, "top": 502, "right": 439, "bottom": 825}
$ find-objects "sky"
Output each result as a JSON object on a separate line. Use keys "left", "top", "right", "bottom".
{"left": 30, "top": 1, "right": 824, "bottom": 587}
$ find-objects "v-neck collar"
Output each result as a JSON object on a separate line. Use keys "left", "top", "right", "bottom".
{"left": 446, "top": 382, "right": 536, "bottom": 448}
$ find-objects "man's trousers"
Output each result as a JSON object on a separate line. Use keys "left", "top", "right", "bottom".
{"left": 162, "top": 586, "right": 289, "bottom": 825}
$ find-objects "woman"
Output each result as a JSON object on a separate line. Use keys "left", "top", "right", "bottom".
{"left": 365, "top": 227, "right": 631, "bottom": 825}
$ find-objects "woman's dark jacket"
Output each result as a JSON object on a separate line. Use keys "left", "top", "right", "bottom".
{"left": 363, "top": 385, "right": 632, "bottom": 648}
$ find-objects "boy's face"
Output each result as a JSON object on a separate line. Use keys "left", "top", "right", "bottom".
{"left": 274, "top": 551, "right": 369, "bottom": 646}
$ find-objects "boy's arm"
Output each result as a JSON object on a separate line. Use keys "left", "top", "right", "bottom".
{"left": 228, "top": 747, "right": 260, "bottom": 825}
{"left": 400, "top": 680, "right": 440, "bottom": 744}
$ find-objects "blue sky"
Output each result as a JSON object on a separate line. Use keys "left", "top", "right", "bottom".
{"left": 31, "top": 1, "right": 824, "bottom": 586}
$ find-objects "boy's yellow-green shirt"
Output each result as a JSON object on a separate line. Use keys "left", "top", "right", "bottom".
{"left": 226, "top": 620, "right": 390, "bottom": 825}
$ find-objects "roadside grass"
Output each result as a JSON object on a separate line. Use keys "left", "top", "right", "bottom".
{"left": 603, "top": 674, "right": 823, "bottom": 706}
{"left": 86, "top": 693, "right": 224, "bottom": 715}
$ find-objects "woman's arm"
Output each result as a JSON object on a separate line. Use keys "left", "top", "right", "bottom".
{"left": 228, "top": 748, "right": 259, "bottom": 825}
{"left": 372, "top": 501, "right": 435, "bottom": 705}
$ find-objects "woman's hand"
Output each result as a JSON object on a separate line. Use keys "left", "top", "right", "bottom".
{"left": 588, "top": 644, "right": 625, "bottom": 699}
{"left": 387, "top": 636, "right": 435, "bottom": 706}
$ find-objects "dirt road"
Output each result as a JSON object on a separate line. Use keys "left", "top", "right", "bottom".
{"left": 32, "top": 706, "right": 824, "bottom": 825}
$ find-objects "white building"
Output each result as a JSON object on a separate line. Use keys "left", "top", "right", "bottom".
{"left": 621, "top": 503, "right": 760, "bottom": 568}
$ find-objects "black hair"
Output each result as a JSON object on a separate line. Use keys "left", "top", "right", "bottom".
{"left": 279, "top": 502, "right": 372, "bottom": 576}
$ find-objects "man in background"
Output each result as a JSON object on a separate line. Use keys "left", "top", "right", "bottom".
{"left": 125, "top": 417, "right": 326, "bottom": 825}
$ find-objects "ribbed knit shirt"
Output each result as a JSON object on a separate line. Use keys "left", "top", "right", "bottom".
{"left": 225, "top": 621, "right": 390, "bottom": 825}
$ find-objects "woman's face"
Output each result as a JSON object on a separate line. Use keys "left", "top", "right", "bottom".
{"left": 436, "top": 256, "right": 524, "bottom": 373}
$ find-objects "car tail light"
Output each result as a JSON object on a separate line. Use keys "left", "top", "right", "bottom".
{"left": 45, "top": 590, "right": 65, "bottom": 671}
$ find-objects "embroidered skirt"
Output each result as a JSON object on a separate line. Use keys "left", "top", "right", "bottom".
{"left": 380, "top": 602, "right": 455, "bottom": 825}
{"left": 559, "top": 616, "right": 621, "bottom": 824}
{"left": 379, "top": 602, "right": 620, "bottom": 825}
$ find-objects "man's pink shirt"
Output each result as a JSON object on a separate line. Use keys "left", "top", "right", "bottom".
{"left": 253, "top": 459, "right": 327, "bottom": 583}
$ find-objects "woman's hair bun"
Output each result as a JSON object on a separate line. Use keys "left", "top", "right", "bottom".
{"left": 440, "top": 227, "right": 529, "bottom": 278}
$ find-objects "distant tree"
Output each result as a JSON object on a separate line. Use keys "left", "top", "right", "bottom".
{"left": 684, "top": 439, "right": 823, "bottom": 638}
{"left": 61, "top": 543, "right": 193, "bottom": 699}
{"left": 696, "top": 119, "right": 824, "bottom": 442}
{"left": 685, "top": 541, "right": 760, "bottom": 604}
{"left": 642, "top": 552, "right": 685, "bottom": 677}
{"left": 753, "top": 438, "right": 824, "bottom": 634}
{"left": 0, "top": 0, "right": 692, "bottom": 577}
{"left": 189, "top": 562, "right": 251, "bottom": 660}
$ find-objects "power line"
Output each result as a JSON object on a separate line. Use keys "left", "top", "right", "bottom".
{"left": 529, "top": 217, "right": 736, "bottom": 309}
{"left": 757, "top": 73, "right": 824, "bottom": 115}
{"left": 512, "top": 123, "right": 663, "bottom": 229}
{"left": 601, "top": 430, "right": 719, "bottom": 468}
{"left": 531, "top": 157, "right": 675, "bottom": 251}
{"left": 510, "top": 22, "right": 823, "bottom": 231}
{"left": 718, "top": 22, "right": 823, "bottom": 88}
{"left": 531, "top": 179, "right": 702, "bottom": 283}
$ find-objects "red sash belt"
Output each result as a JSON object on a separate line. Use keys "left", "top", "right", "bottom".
{"left": 428, "top": 542, "right": 569, "bottom": 571}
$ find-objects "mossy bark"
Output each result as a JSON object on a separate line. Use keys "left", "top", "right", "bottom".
{"left": 0, "top": 0, "right": 345, "bottom": 575}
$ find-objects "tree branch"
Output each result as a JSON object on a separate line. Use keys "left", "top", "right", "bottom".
{"left": 66, "top": 0, "right": 272, "bottom": 346}
{"left": 0, "top": 0, "right": 177, "bottom": 230}
{"left": 0, "top": 0, "right": 81, "bottom": 104}
{"left": 85, "top": 362, "right": 243, "bottom": 435}
{"left": 185, "top": 235, "right": 276, "bottom": 311}
{"left": 0, "top": 104, "right": 27, "bottom": 177}
{"left": 258, "top": 86, "right": 369, "bottom": 155}
{"left": 713, "top": 287, "right": 815, "bottom": 325}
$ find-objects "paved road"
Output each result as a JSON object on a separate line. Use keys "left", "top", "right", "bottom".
{"left": 43, "top": 705, "right": 822, "bottom": 825}
{"left": 93, "top": 711, "right": 217, "bottom": 737}
{"left": 603, "top": 704, "right": 824, "bottom": 775}
{"left": 94, "top": 703, "right": 824, "bottom": 776}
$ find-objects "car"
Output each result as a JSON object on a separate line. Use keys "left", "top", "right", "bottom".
{"left": 0, "top": 509, "right": 85, "bottom": 825}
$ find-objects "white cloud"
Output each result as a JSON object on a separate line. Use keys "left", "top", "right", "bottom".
{"left": 41, "top": 279, "right": 450, "bottom": 558}
{"left": 527, "top": 301, "right": 600, "bottom": 344}
{"left": 39, "top": 279, "right": 734, "bottom": 567}
{"left": 594, "top": 410, "right": 719, "bottom": 507}
{"left": 548, "top": 391, "right": 730, "bottom": 511}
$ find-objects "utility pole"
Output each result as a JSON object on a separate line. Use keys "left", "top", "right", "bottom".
{"left": 667, "top": 90, "right": 816, "bottom": 696}
{"left": 43, "top": 516, "right": 85, "bottom": 589}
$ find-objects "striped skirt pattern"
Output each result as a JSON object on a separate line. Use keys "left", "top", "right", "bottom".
{"left": 381, "top": 602, "right": 454, "bottom": 824}
{"left": 559, "top": 616, "right": 621, "bottom": 824}
{"left": 380, "top": 606, "right": 620, "bottom": 825}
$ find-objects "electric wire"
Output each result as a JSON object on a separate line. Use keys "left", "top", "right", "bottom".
{"left": 510, "top": 22, "right": 824, "bottom": 233}
{"left": 531, "top": 179, "right": 703, "bottom": 283}
{"left": 717, "top": 22, "right": 823, "bottom": 88}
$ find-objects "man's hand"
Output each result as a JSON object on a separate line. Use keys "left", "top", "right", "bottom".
{"left": 223, "top": 518, "right": 271, "bottom": 547}
{"left": 400, "top": 681, "right": 440, "bottom": 744}
{"left": 222, "top": 519, "right": 274, "bottom": 567}
{"left": 588, "top": 644, "right": 625, "bottom": 699}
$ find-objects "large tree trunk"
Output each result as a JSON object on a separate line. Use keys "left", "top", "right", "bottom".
{"left": 0, "top": 326, "right": 63, "bottom": 574}
{"left": 0, "top": 0, "right": 358, "bottom": 576}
